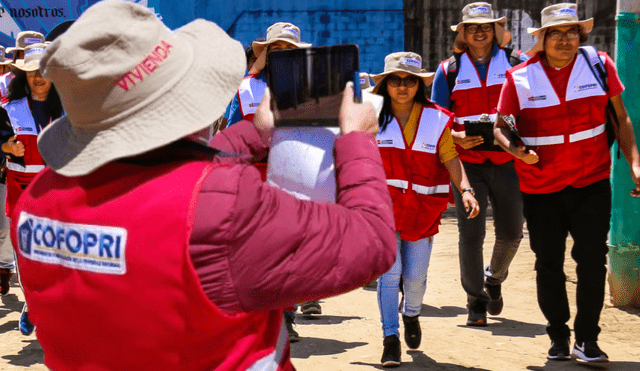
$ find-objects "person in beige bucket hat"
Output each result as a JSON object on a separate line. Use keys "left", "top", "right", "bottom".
{"left": 6, "top": 31, "right": 45, "bottom": 61}
{"left": 11, "top": 1, "right": 397, "bottom": 370}
{"left": 494, "top": 2, "right": 640, "bottom": 364}
{"left": 372, "top": 51, "right": 479, "bottom": 367}
{"left": 0, "top": 46, "right": 11, "bottom": 73}
{"left": 431, "top": 2, "right": 527, "bottom": 330}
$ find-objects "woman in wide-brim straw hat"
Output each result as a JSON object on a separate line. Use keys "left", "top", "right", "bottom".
{"left": 494, "top": 3, "right": 640, "bottom": 363}
{"left": 430, "top": 2, "right": 528, "bottom": 329}
{"left": 372, "top": 51, "right": 479, "bottom": 367}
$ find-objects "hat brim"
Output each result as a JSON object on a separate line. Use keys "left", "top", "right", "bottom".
{"left": 37, "top": 19, "right": 246, "bottom": 177}
{"left": 251, "top": 38, "right": 312, "bottom": 73}
{"left": 11, "top": 59, "right": 39, "bottom": 71}
{"left": 370, "top": 70, "right": 435, "bottom": 94}
{"left": 5, "top": 47, "right": 23, "bottom": 54}
{"left": 451, "top": 18, "right": 511, "bottom": 52}
{"left": 525, "top": 19, "right": 593, "bottom": 57}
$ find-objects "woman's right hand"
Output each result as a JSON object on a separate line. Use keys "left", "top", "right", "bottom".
{"left": 2, "top": 136, "right": 25, "bottom": 157}
{"left": 452, "top": 130, "right": 484, "bottom": 149}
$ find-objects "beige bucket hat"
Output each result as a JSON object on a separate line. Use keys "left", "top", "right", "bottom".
{"left": 451, "top": 2, "right": 511, "bottom": 52}
{"left": 6, "top": 31, "right": 45, "bottom": 54}
{"left": 370, "top": 52, "right": 434, "bottom": 94}
{"left": 37, "top": 0, "right": 246, "bottom": 177}
{"left": 526, "top": 3, "right": 593, "bottom": 56}
{"left": 251, "top": 22, "right": 311, "bottom": 73}
{"left": 11, "top": 43, "right": 46, "bottom": 71}
{"left": 0, "top": 46, "right": 11, "bottom": 66}
{"left": 359, "top": 72, "right": 374, "bottom": 93}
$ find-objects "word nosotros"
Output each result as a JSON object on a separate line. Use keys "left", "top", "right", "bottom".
{"left": 6, "top": 7, "right": 65, "bottom": 18}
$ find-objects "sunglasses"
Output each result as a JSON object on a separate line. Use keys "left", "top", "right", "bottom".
{"left": 547, "top": 30, "right": 580, "bottom": 41}
{"left": 387, "top": 75, "right": 419, "bottom": 88}
{"left": 466, "top": 24, "right": 493, "bottom": 34}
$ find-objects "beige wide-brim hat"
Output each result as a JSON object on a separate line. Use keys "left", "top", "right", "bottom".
{"left": 250, "top": 22, "right": 311, "bottom": 73}
{"left": 11, "top": 43, "right": 46, "bottom": 71}
{"left": 0, "top": 46, "right": 11, "bottom": 65}
{"left": 359, "top": 72, "right": 374, "bottom": 93}
{"left": 37, "top": 0, "right": 246, "bottom": 177}
{"left": 370, "top": 52, "right": 434, "bottom": 94}
{"left": 451, "top": 2, "right": 511, "bottom": 52}
{"left": 6, "top": 31, "right": 45, "bottom": 54}
{"left": 526, "top": 3, "right": 593, "bottom": 56}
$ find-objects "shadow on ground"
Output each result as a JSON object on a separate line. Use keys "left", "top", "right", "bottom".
{"left": 351, "top": 350, "right": 492, "bottom": 370}
{"left": 296, "top": 315, "right": 362, "bottom": 325}
{"left": 1, "top": 339, "right": 44, "bottom": 367}
{"left": 0, "top": 292, "right": 23, "bottom": 321}
{"left": 290, "top": 337, "right": 366, "bottom": 359}
{"left": 420, "top": 304, "right": 467, "bottom": 318}
{"left": 527, "top": 359, "right": 640, "bottom": 371}
{"left": 457, "top": 317, "right": 546, "bottom": 338}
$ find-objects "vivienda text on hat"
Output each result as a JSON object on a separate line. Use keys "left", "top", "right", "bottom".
{"left": 555, "top": 8, "right": 577, "bottom": 17}
{"left": 401, "top": 57, "right": 421, "bottom": 69}
{"left": 281, "top": 27, "right": 299, "bottom": 38}
{"left": 469, "top": 6, "right": 490, "bottom": 15}
{"left": 25, "top": 47, "right": 44, "bottom": 57}
{"left": 115, "top": 40, "right": 173, "bottom": 92}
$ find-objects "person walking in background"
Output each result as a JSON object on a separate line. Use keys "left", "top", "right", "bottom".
{"left": 430, "top": 2, "right": 526, "bottom": 326}
{"left": 494, "top": 3, "right": 640, "bottom": 363}
{"left": 0, "top": 31, "right": 45, "bottom": 104}
{"left": 372, "top": 52, "right": 479, "bottom": 367}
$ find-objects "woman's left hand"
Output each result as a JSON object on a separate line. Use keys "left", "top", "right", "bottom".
{"left": 462, "top": 192, "right": 480, "bottom": 219}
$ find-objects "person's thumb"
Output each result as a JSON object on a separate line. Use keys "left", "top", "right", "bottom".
{"left": 341, "top": 81, "right": 354, "bottom": 108}
{"left": 7, "top": 136, "right": 16, "bottom": 143}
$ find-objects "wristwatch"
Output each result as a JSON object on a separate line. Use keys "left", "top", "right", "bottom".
{"left": 462, "top": 187, "right": 475, "bottom": 196}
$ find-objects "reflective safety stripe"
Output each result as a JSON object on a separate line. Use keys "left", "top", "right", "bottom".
{"left": 247, "top": 320, "right": 289, "bottom": 371}
{"left": 7, "top": 162, "right": 45, "bottom": 173}
{"left": 454, "top": 113, "right": 497, "bottom": 125}
{"left": 386, "top": 179, "right": 409, "bottom": 189}
{"left": 569, "top": 123, "right": 606, "bottom": 143}
{"left": 521, "top": 135, "right": 564, "bottom": 146}
{"left": 412, "top": 184, "right": 450, "bottom": 195}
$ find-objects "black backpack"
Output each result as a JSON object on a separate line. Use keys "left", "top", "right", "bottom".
{"left": 578, "top": 45, "right": 619, "bottom": 151}
{"left": 445, "top": 48, "right": 524, "bottom": 95}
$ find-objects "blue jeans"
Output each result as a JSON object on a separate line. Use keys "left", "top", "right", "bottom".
{"left": 0, "top": 183, "right": 15, "bottom": 271}
{"left": 377, "top": 232, "right": 433, "bottom": 337}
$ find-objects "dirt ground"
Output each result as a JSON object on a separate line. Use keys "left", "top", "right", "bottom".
{"left": 1, "top": 207, "right": 639, "bottom": 370}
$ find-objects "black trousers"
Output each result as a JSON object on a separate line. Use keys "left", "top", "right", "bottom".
{"left": 522, "top": 179, "right": 611, "bottom": 342}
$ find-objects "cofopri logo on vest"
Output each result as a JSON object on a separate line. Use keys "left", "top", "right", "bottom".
{"left": 17, "top": 212, "right": 128, "bottom": 275}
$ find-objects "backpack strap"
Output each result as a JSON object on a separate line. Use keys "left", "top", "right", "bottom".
{"left": 503, "top": 47, "right": 527, "bottom": 68}
{"left": 446, "top": 53, "right": 462, "bottom": 96}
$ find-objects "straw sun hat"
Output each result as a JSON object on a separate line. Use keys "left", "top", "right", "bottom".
{"left": 370, "top": 52, "right": 434, "bottom": 94}
{"left": 526, "top": 3, "right": 593, "bottom": 56}
{"left": 450, "top": 2, "right": 512, "bottom": 53}
{"left": 37, "top": 0, "right": 246, "bottom": 176}
{"left": 6, "top": 31, "right": 45, "bottom": 54}
{"left": 250, "top": 22, "right": 311, "bottom": 73}
{"left": 11, "top": 43, "right": 46, "bottom": 71}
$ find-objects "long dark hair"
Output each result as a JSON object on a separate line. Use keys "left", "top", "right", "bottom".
{"left": 377, "top": 76, "right": 431, "bottom": 132}
{"left": 7, "top": 70, "right": 64, "bottom": 122}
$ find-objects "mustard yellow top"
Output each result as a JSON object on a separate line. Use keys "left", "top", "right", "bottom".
{"left": 402, "top": 103, "right": 458, "bottom": 163}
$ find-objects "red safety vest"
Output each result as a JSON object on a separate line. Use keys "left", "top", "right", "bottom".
{"left": 376, "top": 104, "right": 452, "bottom": 241}
{"left": 510, "top": 53, "right": 610, "bottom": 194}
{"left": 11, "top": 158, "right": 292, "bottom": 371}
{"left": 4, "top": 97, "right": 47, "bottom": 216}
{"left": 443, "top": 49, "right": 513, "bottom": 165}
{"left": 0, "top": 71, "right": 13, "bottom": 104}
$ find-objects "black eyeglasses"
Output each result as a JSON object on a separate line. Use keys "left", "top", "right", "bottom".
{"left": 547, "top": 30, "right": 580, "bottom": 41}
{"left": 466, "top": 24, "right": 493, "bottom": 34}
{"left": 387, "top": 75, "right": 419, "bottom": 88}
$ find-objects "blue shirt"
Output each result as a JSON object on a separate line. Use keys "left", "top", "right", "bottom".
{"left": 226, "top": 70, "right": 269, "bottom": 128}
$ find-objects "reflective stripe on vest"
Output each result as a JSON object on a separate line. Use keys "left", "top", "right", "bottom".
{"left": 412, "top": 184, "right": 449, "bottom": 195}
{"left": 386, "top": 179, "right": 409, "bottom": 189}
{"left": 247, "top": 321, "right": 289, "bottom": 371}
{"left": 7, "top": 163, "right": 45, "bottom": 173}
{"left": 521, "top": 123, "right": 605, "bottom": 146}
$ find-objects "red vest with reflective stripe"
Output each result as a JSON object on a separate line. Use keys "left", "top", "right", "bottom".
{"left": 0, "top": 72, "right": 13, "bottom": 103}
{"left": 445, "top": 49, "right": 513, "bottom": 165}
{"left": 4, "top": 97, "right": 46, "bottom": 215}
{"left": 11, "top": 159, "right": 292, "bottom": 371}
{"left": 376, "top": 104, "right": 452, "bottom": 241}
{"left": 511, "top": 54, "right": 610, "bottom": 194}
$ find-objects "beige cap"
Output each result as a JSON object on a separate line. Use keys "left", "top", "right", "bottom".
{"left": 450, "top": 2, "right": 511, "bottom": 52}
{"left": 526, "top": 3, "right": 593, "bottom": 56}
{"left": 37, "top": 0, "right": 246, "bottom": 176}
{"left": 251, "top": 22, "right": 311, "bottom": 72}
{"left": 370, "top": 52, "right": 434, "bottom": 94}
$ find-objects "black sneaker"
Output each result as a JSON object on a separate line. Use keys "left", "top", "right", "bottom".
{"left": 466, "top": 305, "right": 487, "bottom": 326}
{"left": 402, "top": 314, "right": 421, "bottom": 349}
{"left": 301, "top": 300, "right": 322, "bottom": 315}
{"left": 547, "top": 338, "right": 571, "bottom": 360}
{"left": 284, "top": 315, "right": 299, "bottom": 343}
{"left": 1, "top": 269, "right": 13, "bottom": 296}
{"left": 485, "top": 283, "right": 504, "bottom": 316}
{"left": 381, "top": 335, "right": 401, "bottom": 367}
{"left": 572, "top": 341, "right": 609, "bottom": 363}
